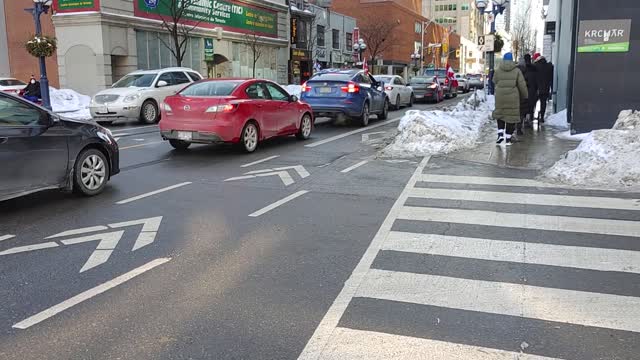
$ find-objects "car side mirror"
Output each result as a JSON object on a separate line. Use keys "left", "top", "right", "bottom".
{"left": 47, "top": 113, "right": 61, "bottom": 127}
{"left": 289, "top": 95, "right": 299, "bottom": 102}
{"left": 156, "top": 80, "right": 168, "bottom": 88}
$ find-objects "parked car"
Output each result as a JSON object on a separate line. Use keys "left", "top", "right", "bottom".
{"left": 408, "top": 76, "right": 443, "bottom": 103}
{"left": 455, "top": 74, "right": 470, "bottom": 93}
{"left": 300, "top": 69, "right": 389, "bottom": 126}
{"left": 0, "top": 77, "right": 27, "bottom": 96}
{"left": 466, "top": 74, "right": 484, "bottom": 89}
{"left": 374, "top": 75, "right": 414, "bottom": 110}
{"left": 424, "top": 68, "right": 457, "bottom": 99}
{"left": 90, "top": 67, "right": 203, "bottom": 125}
{"left": 159, "top": 79, "right": 313, "bottom": 153}
{"left": 0, "top": 92, "right": 119, "bottom": 201}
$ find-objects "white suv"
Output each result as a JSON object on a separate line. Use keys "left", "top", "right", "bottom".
{"left": 90, "top": 67, "right": 203, "bottom": 124}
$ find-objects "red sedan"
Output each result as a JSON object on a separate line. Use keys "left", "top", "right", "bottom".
{"left": 159, "top": 79, "right": 314, "bottom": 152}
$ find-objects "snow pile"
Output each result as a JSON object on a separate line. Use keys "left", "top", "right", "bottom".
{"left": 554, "top": 130, "right": 590, "bottom": 141}
{"left": 284, "top": 84, "right": 302, "bottom": 97}
{"left": 544, "top": 110, "right": 640, "bottom": 189}
{"left": 545, "top": 109, "right": 569, "bottom": 129}
{"left": 382, "top": 90, "right": 492, "bottom": 157}
{"left": 50, "top": 87, "right": 92, "bottom": 120}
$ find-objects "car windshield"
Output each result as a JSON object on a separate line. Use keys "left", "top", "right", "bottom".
{"left": 375, "top": 76, "right": 394, "bottom": 83}
{"left": 467, "top": 74, "right": 482, "bottom": 79}
{"left": 310, "top": 73, "right": 354, "bottom": 82}
{"left": 409, "top": 77, "right": 433, "bottom": 85}
{"left": 0, "top": 79, "right": 26, "bottom": 86}
{"left": 180, "top": 81, "right": 243, "bottom": 96}
{"left": 112, "top": 73, "right": 157, "bottom": 88}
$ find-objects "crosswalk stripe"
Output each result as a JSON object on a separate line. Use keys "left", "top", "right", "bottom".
{"left": 399, "top": 206, "right": 640, "bottom": 237}
{"left": 320, "top": 327, "right": 563, "bottom": 360}
{"left": 409, "top": 188, "right": 640, "bottom": 210}
{"left": 419, "top": 174, "right": 621, "bottom": 192}
{"left": 357, "top": 269, "right": 640, "bottom": 333}
{"left": 383, "top": 231, "right": 640, "bottom": 274}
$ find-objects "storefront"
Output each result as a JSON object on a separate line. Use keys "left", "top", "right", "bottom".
{"left": 51, "top": 0, "right": 290, "bottom": 95}
{"left": 290, "top": 48, "right": 311, "bottom": 84}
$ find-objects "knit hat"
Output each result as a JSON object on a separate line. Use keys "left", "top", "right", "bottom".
{"left": 533, "top": 53, "right": 543, "bottom": 62}
{"left": 503, "top": 52, "right": 513, "bottom": 61}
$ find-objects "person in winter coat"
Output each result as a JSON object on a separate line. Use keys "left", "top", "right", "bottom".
{"left": 522, "top": 54, "right": 538, "bottom": 127}
{"left": 533, "top": 53, "right": 553, "bottom": 122}
{"left": 492, "top": 52, "right": 528, "bottom": 146}
{"left": 22, "top": 75, "right": 41, "bottom": 103}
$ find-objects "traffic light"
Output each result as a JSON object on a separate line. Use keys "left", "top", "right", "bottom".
{"left": 455, "top": 49, "right": 460, "bottom": 58}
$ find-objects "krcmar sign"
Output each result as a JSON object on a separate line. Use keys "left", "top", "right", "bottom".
{"left": 578, "top": 19, "right": 632, "bottom": 53}
{"left": 135, "top": 0, "right": 278, "bottom": 37}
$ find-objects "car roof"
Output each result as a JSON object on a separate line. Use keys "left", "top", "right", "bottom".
{"left": 0, "top": 77, "right": 21, "bottom": 80}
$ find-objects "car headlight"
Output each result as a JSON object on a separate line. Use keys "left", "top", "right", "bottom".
{"left": 123, "top": 94, "right": 140, "bottom": 103}
{"left": 97, "top": 127, "right": 114, "bottom": 144}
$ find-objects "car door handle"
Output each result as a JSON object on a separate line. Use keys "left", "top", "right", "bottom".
{"left": 0, "top": 137, "right": 8, "bottom": 145}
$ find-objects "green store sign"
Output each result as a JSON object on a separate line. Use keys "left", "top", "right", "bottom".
{"left": 135, "top": 0, "right": 278, "bottom": 37}
{"left": 55, "top": 0, "right": 100, "bottom": 13}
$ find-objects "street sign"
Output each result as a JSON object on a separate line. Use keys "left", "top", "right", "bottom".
{"left": 478, "top": 35, "right": 495, "bottom": 52}
{"left": 204, "top": 38, "right": 214, "bottom": 61}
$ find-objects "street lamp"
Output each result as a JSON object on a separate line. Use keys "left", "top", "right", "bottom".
{"left": 353, "top": 38, "right": 367, "bottom": 63}
{"left": 25, "top": 0, "right": 52, "bottom": 110}
{"left": 410, "top": 52, "right": 421, "bottom": 76}
{"left": 475, "top": 0, "right": 508, "bottom": 95}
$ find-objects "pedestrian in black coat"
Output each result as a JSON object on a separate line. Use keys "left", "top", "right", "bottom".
{"left": 523, "top": 54, "right": 538, "bottom": 125}
{"left": 533, "top": 53, "right": 553, "bottom": 122}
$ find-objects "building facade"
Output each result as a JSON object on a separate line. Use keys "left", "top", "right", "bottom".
{"left": 307, "top": 4, "right": 356, "bottom": 70}
{"left": 421, "top": 0, "right": 483, "bottom": 42}
{"left": 0, "top": 0, "right": 60, "bottom": 86}
{"left": 50, "top": 0, "right": 290, "bottom": 96}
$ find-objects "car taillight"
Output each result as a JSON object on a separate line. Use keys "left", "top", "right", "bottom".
{"left": 160, "top": 102, "right": 173, "bottom": 113}
{"left": 301, "top": 82, "right": 311, "bottom": 92}
{"left": 205, "top": 104, "right": 238, "bottom": 113}
{"left": 445, "top": 78, "right": 449, "bottom": 84}
{"left": 341, "top": 81, "right": 360, "bottom": 93}
{"left": 385, "top": 86, "right": 393, "bottom": 91}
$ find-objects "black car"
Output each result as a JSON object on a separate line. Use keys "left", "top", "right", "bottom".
{"left": 0, "top": 92, "right": 119, "bottom": 201}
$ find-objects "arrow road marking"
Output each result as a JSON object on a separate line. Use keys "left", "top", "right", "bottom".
{"left": 115, "top": 182, "right": 192, "bottom": 205}
{"left": 0, "top": 242, "right": 58, "bottom": 256}
{"left": 255, "top": 171, "right": 295, "bottom": 186}
{"left": 109, "top": 216, "right": 163, "bottom": 251}
{"left": 0, "top": 234, "right": 16, "bottom": 242}
{"left": 225, "top": 165, "right": 309, "bottom": 186}
{"left": 274, "top": 165, "right": 310, "bottom": 178}
{"left": 361, "top": 131, "right": 386, "bottom": 142}
{"left": 340, "top": 160, "right": 370, "bottom": 173}
{"left": 61, "top": 231, "right": 125, "bottom": 273}
{"left": 46, "top": 226, "right": 109, "bottom": 239}
{"left": 249, "top": 191, "right": 309, "bottom": 217}
{"left": 240, "top": 155, "right": 280, "bottom": 168}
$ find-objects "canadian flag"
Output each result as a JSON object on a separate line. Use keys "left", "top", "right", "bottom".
{"left": 363, "top": 57, "right": 369, "bottom": 75}
{"left": 446, "top": 63, "right": 454, "bottom": 78}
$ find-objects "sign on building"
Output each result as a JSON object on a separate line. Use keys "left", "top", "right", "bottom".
{"left": 577, "top": 19, "right": 632, "bottom": 53}
{"left": 204, "top": 38, "right": 214, "bottom": 61}
{"left": 54, "top": 0, "right": 100, "bottom": 13}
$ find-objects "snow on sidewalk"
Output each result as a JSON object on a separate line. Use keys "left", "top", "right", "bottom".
{"left": 381, "top": 90, "right": 493, "bottom": 157}
{"left": 50, "top": 87, "right": 92, "bottom": 120}
{"left": 544, "top": 110, "right": 640, "bottom": 189}
{"left": 284, "top": 85, "right": 302, "bottom": 97}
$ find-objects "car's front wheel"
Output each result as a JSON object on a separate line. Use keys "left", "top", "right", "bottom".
{"left": 169, "top": 139, "right": 191, "bottom": 151}
{"left": 296, "top": 114, "right": 313, "bottom": 140}
{"left": 140, "top": 100, "right": 159, "bottom": 124}
{"left": 73, "top": 148, "right": 109, "bottom": 196}
{"left": 408, "top": 93, "right": 414, "bottom": 107}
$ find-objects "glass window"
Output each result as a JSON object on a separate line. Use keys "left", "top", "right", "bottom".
{"left": 310, "top": 73, "right": 353, "bottom": 81}
{"left": 332, "top": 29, "right": 340, "bottom": 49}
{"left": 0, "top": 95, "right": 46, "bottom": 126}
{"left": 245, "top": 83, "right": 268, "bottom": 99}
{"left": 136, "top": 31, "right": 148, "bottom": 69}
{"left": 180, "top": 81, "right": 242, "bottom": 96}
{"left": 157, "top": 72, "right": 175, "bottom": 86}
{"left": 415, "top": 22, "right": 421, "bottom": 33}
{"left": 112, "top": 73, "right": 157, "bottom": 88}
{"left": 394, "top": 77, "right": 405, "bottom": 85}
{"left": 453, "top": 4, "right": 457, "bottom": 10}
{"left": 171, "top": 72, "right": 191, "bottom": 85}
{"left": 187, "top": 72, "right": 202, "bottom": 81}
{"left": 317, "top": 25, "right": 325, "bottom": 47}
{"left": 0, "top": 79, "right": 26, "bottom": 86}
{"left": 346, "top": 33, "right": 352, "bottom": 50}
{"left": 265, "top": 83, "right": 290, "bottom": 101}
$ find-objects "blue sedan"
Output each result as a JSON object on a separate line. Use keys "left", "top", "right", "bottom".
{"left": 300, "top": 69, "right": 389, "bottom": 126}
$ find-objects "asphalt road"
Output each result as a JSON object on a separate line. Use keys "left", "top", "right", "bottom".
{"left": 0, "top": 95, "right": 467, "bottom": 360}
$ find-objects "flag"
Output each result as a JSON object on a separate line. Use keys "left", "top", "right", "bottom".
{"left": 363, "top": 57, "right": 369, "bottom": 75}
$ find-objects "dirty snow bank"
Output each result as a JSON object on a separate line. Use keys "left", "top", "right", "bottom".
{"left": 382, "top": 90, "right": 493, "bottom": 157}
{"left": 284, "top": 85, "right": 302, "bottom": 97}
{"left": 50, "top": 87, "right": 92, "bottom": 120}
{"left": 544, "top": 110, "right": 640, "bottom": 189}
{"left": 545, "top": 109, "right": 569, "bottom": 129}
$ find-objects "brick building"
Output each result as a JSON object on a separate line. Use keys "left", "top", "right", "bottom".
{"left": 331, "top": 0, "right": 460, "bottom": 78}
{"left": 0, "top": 0, "right": 60, "bottom": 86}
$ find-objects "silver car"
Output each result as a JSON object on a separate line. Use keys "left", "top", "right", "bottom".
{"left": 90, "top": 67, "right": 202, "bottom": 125}
{"left": 455, "top": 74, "right": 470, "bottom": 93}
{"left": 466, "top": 74, "right": 484, "bottom": 90}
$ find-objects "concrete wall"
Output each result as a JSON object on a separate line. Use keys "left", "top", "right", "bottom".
{"left": 553, "top": 0, "right": 574, "bottom": 112}
{"left": 0, "top": 0, "right": 10, "bottom": 77}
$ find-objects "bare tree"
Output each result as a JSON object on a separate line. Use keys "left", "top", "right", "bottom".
{"left": 360, "top": 17, "right": 399, "bottom": 65}
{"left": 243, "top": 32, "right": 267, "bottom": 78}
{"left": 157, "top": 0, "right": 202, "bottom": 67}
{"left": 510, "top": 1, "right": 536, "bottom": 60}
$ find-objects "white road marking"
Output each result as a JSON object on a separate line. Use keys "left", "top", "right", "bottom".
{"left": 357, "top": 269, "right": 640, "bottom": 333}
{"left": 256, "top": 171, "right": 295, "bottom": 186}
{"left": 119, "top": 141, "right": 164, "bottom": 150}
{"left": 340, "top": 160, "right": 369, "bottom": 173}
{"left": 240, "top": 155, "right": 280, "bottom": 168}
{"left": 274, "top": 165, "right": 310, "bottom": 178}
{"left": 12, "top": 257, "right": 171, "bottom": 330}
{"left": 109, "top": 216, "right": 163, "bottom": 251}
{"left": 133, "top": 138, "right": 145, "bottom": 141}
{"left": 245, "top": 168, "right": 277, "bottom": 175}
{"left": 110, "top": 124, "right": 158, "bottom": 134}
{"left": 0, "top": 242, "right": 58, "bottom": 256}
{"left": 249, "top": 190, "right": 309, "bottom": 217}
{"left": 297, "top": 157, "right": 431, "bottom": 360}
{"left": 360, "top": 131, "right": 386, "bottom": 142}
{"left": 409, "top": 187, "right": 640, "bottom": 210}
{"left": 384, "top": 231, "right": 640, "bottom": 274}
{"left": 224, "top": 175, "right": 258, "bottom": 182}
{"left": 305, "top": 117, "right": 401, "bottom": 148}
{"left": 0, "top": 234, "right": 16, "bottom": 242}
{"left": 115, "top": 182, "right": 191, "bottom": 204}
{"left": 61, "top": 231, "right": 124, "bottom": 273}
{"left": 321, "top": 328, "right": 561, "bottom": 360}
{"left": 419, "top": 174, "right": 618, "bottom": 191}
{"left": 398, "top": 206, "right": 640, "bottom": 237}
{"left": 46, "top": 225, "right": 109, "bottom": 239}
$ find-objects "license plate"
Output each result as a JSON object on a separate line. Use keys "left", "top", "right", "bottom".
{"left": 177, "top": 131, "right": 192, "bottom": 141}
{"left": 97, "top": 106, "right": 108, "bottom": 114}
{"left": 319, "top": 87, "right": 332, "bottom": 93}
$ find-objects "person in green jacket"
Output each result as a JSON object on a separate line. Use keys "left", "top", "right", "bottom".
{"left": 492, "top": 52, "right": 528, "bottom": 145}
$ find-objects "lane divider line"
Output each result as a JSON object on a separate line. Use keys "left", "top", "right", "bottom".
{"left": 0, "top": 234, "right": 16, "bottom": 242}
{"left": 340, "top": 160, "right": 370, "bottom": 173}
{"left": 12, "top": 257, "right": 171, "bottom": 330}
{"left": 249, "top": 190, "right": 309, "bottom": 217}
{"left": 305, "top": 117, "right": 401, "bottom": 148}
{"left": 240, "top": 155, "right": 280, "bottom": 168}
{"left": 115, "top": 182, "right": 192, "bottom": 205}
{"left": 119, "top": 141, "right": 164, "bottom": 150}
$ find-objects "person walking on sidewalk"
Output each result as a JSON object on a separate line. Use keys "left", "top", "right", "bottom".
{"left": 533, "top": 53, "right": 553, "bottom": 122}
{"left": 492, "top": 53, "right": 528, "bottom": 146}
{"left": 523, "top": 54, "right": 538, "bottom": 127}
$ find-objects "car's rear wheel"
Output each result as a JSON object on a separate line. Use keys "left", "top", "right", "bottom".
{"left": 359, "top": 102, "right": 370, "bottom": 127}
{"left": 73, "top": 148, "right": 109, "bottom": 196}
{"left": 394, "top": 95, "right": 401, "bottom": 110}
{"left": 379, "top": 99, "right": 389, "bottom": 120}
{"left": 140, "top": 100, "right": 159, "bottom": 124}
{"left": 169, "top": 139, "right": 191, "bottom": 151}
{"left": 241, "top": 122, "right": 259, "bottom": 153}
{"left": 296, "top": 114, "right": 313, "bottom": 140}
{"left": 408, "top": 94, "right": 414, "bottom": 107}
